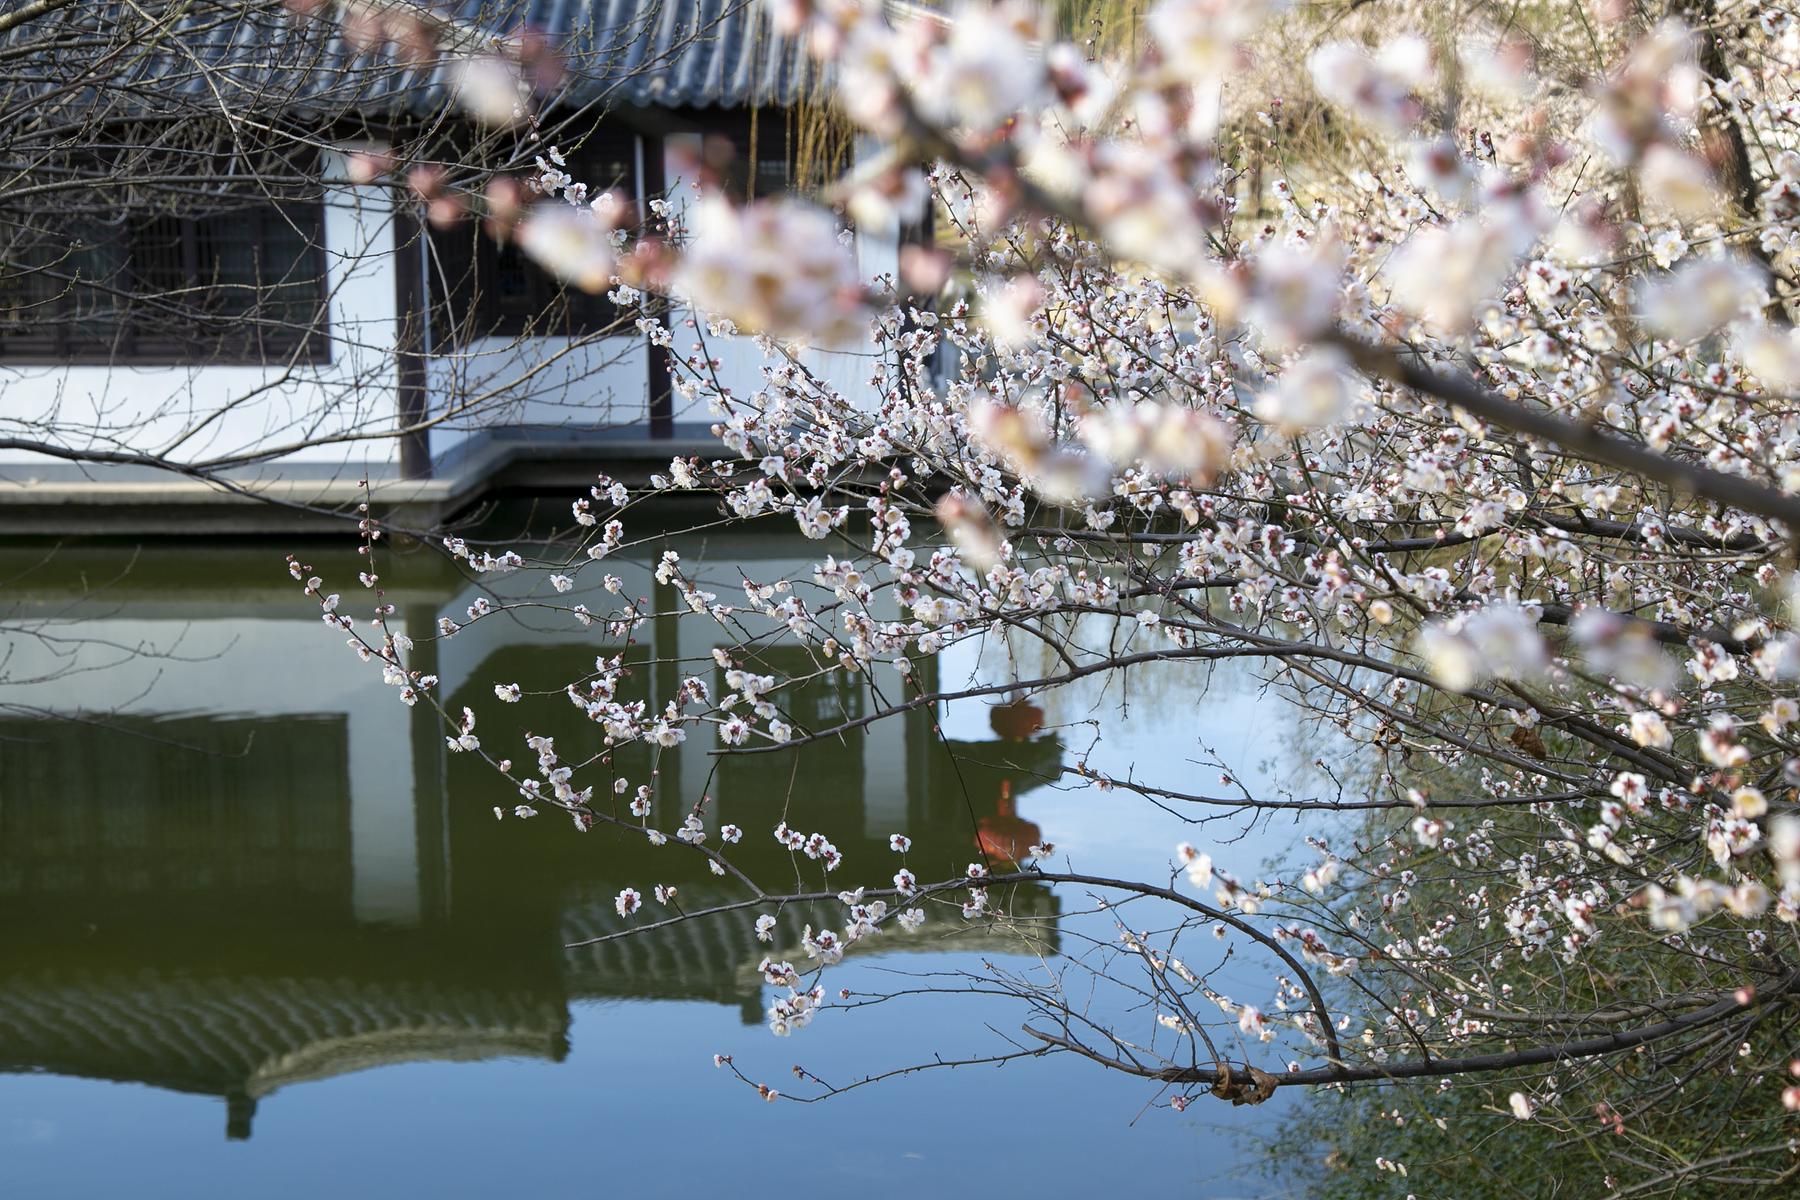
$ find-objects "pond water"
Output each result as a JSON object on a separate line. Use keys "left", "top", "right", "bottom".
{"left": 0, "top": 530, "right": 1332, "bottom": 1198}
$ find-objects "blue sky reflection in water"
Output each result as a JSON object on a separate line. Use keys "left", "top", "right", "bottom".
{"left": 0, "top": 536, "right": 1338, "bottom": 1198}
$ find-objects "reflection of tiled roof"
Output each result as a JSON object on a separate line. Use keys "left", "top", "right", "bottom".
{"left": 746, "top": 882, "right": 1063, "bottom": 977}
{"left": 5, "top": 0, "right": 964, "bottom": 123}
{"left": 560, "top": 881, "right": 1063, "bottom": 1011}
{"left": 561, "top": 890, "right": 816, "bottom": 1008}
{"left": 0, "top": 970, "right": 568, "bottom": 1139}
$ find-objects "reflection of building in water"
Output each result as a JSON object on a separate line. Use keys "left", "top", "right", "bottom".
{"left": 0, "top": 714, "right": 572, "bottom": 1140}
{"left": 0, "top": 716, "right": 354, "bottom": 910}
{"left": 0, "top": 541, "right": 1064, "bottom": 1136}
{"left": 0, "top": 965, "right": 568, "bottom": 1141}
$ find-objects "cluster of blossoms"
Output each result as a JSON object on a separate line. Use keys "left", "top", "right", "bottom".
{"left": 295, "top": 0, "right": 1800, "bottom": 1188}
{"left": 774, "top": 821, "right": 843, "bottom": 872}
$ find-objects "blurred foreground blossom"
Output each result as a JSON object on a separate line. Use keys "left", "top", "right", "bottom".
{"left": 453, "top": 54, "right": 526, "bottom": 125}
{"left": 517, "top": 205, "right": 618, "bottom": 293}
{"left": 1640, "top": 256, "right": 1766, "bottom": 342}
{"left": 674, "top": 198, "right": 869, "bottom": 343}
{"left": 1419, "top": 604, "right": 1547, "bottom": 692}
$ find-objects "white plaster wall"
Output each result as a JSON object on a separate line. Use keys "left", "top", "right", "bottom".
{"left": 861, "top": 716, "right": 911, "bottom": 839}
{"left": 0, "top": 149, "right": 403, "bottom": 468}
{"left": 424, "top": 335, "right": 650, "bottom": 461}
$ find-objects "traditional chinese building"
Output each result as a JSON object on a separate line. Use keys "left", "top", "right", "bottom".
{"left": 0, "top": 0, "right": 927, "bottom": 532}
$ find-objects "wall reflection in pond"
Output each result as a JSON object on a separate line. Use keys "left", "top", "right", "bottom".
{"left": 0, "top": 540, "right": 1061, "bottom": 1138}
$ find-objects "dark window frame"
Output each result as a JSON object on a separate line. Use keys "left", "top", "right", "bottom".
{"left": 429, "top": 126, "right": 641, "bottom": 347}
{"left": 0, "top": 186, "right": 331, "bottom": 367}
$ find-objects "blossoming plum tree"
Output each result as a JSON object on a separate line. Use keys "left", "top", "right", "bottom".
{"left": 300, "top": 0, "right": 1800, "bottom": 1192}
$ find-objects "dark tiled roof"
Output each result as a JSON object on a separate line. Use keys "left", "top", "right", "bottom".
{"left": 487, "top": 0, "right": 821, "bottom": 108}
{"left": 1, "top": 1, "right": 818, "bottom": 120}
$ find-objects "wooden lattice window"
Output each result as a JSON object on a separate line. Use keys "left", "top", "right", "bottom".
{"left": 0, "top": 197, "right": 329, "bottom": 364}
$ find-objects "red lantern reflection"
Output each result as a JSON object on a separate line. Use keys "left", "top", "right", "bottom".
{"left": 973, "top": 699, "right": 1047, "bottom": 864}
{"left": 977, "top": 779, "right": 1042, "bottom": 866}
{"left": 989, "top": 699, "right": 1044, "bottom": 742}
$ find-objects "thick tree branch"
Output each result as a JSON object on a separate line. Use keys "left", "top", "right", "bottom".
{"left": 1331, "top": 333, "right": 1800, "bottom": 532}
{"left": 0, "top": 0, "right": 80, "bottom": 38}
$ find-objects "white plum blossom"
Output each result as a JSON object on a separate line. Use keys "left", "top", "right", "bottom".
{"left": 1176, "top": 843, "right": 1214, "bottom": 890}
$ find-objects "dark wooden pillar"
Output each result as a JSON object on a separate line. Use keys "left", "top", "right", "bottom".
{"left": 393, "top": 197, "right": 433, "bottom": 478}
{"left": 639, "top": 133, "right": 674, "bottom": 440}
